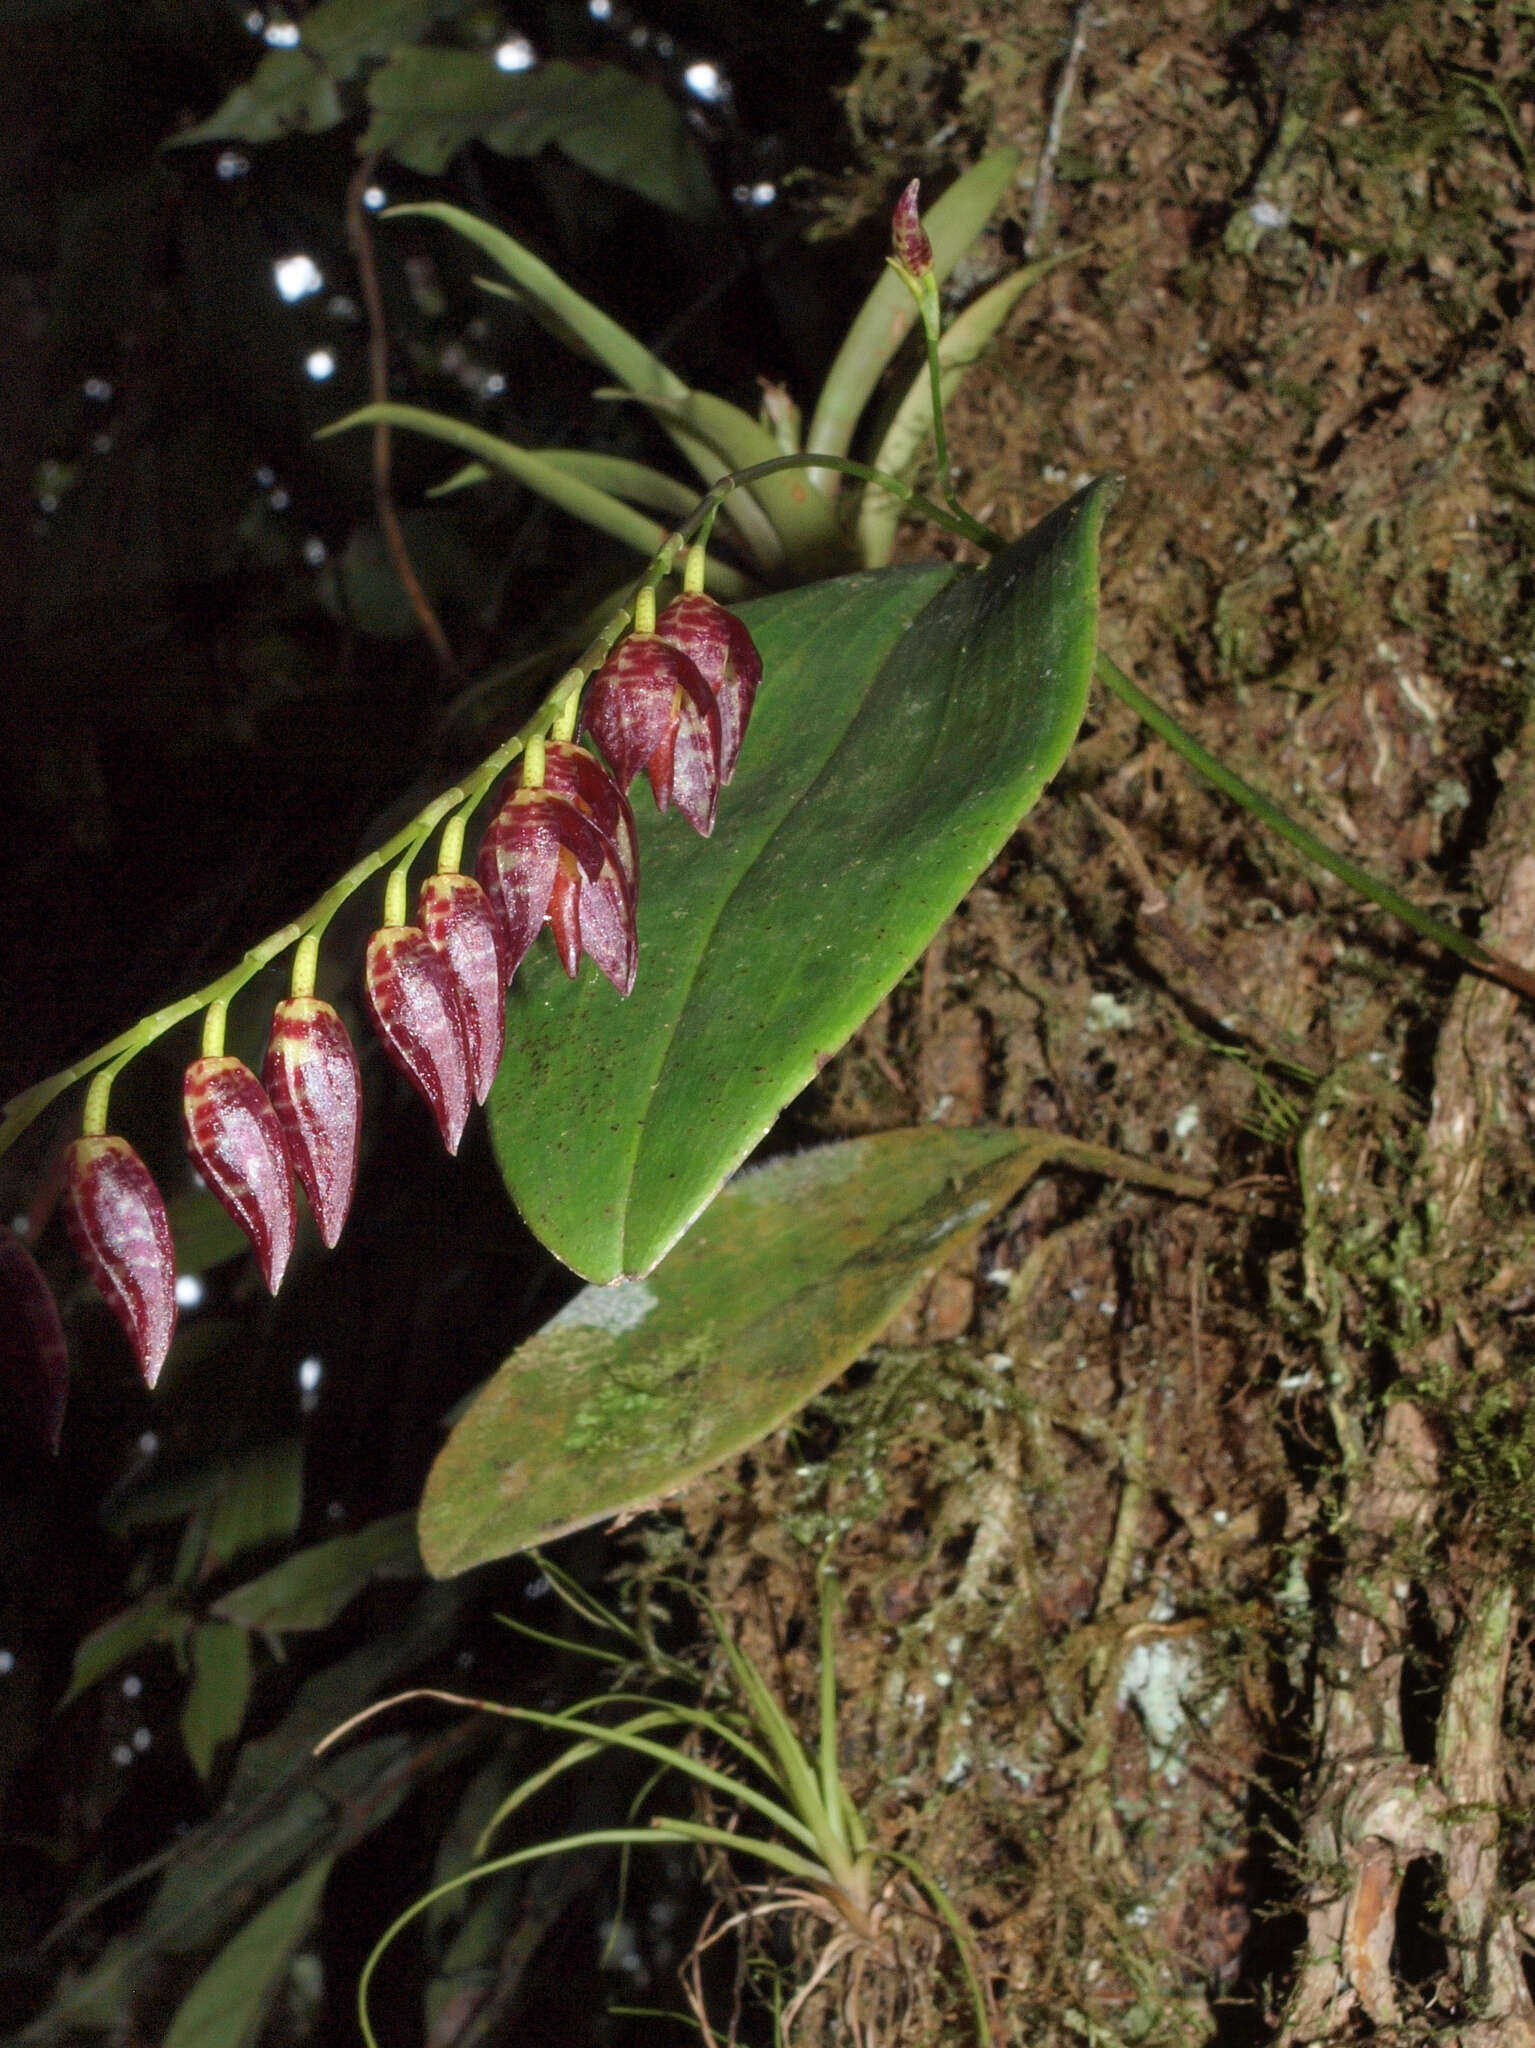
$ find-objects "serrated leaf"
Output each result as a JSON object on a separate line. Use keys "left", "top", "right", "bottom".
{"left": 181, "top": 1623, "right": 254, "bottom": 1781}
{"left": 422, "top": 1127, "right": 1042, "bottom": 1573}
{"left": 212, "top": 1513, "right": 421, "bottom": 1633}
{"left": 162, "top": 1856, "right": 333, "bottom": 2048}
{"left": 363, "top": 50, "right": 717, "bottom": 217}
{"left": 487, "top": 479, "right": 1113, "bottom": 1282}
{"left": 61, "top": 1589, "right": 189, "bottom": 1706}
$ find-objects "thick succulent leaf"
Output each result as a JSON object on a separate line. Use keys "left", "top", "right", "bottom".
{"left": 488, "top": 479, "right": 1114, "bottom": 1282}
{"left": 363, "top": 49, "right": 717, "bottom": 217}
{"left": 422, "top": 1127, "right": 1037, "bottom": 1574}
{"left": 162, "top": 1857, "right": 334, "bottom": 2048}
{"left": 806, "top": 148, "right": 1021, "bottom": 490}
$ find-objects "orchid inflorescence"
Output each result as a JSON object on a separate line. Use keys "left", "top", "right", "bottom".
{"left": 9, "top": 540, "right": 761, "bottom": 1428}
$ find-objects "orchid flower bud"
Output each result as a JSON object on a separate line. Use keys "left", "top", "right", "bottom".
{"left": 364, "top": 926, "right": 473, "bottom": 1154}
{"left": 418, "top": 872, "right": 508, "bottom": 1105}
{"left": 262, "top": 997, "right": 362, "bottom": 1249}
{"left": 890, "top": 177, "right": 933, "bottom": 282}
{"left": 62, "top": 1135, "right": 177, "bottom": 1388}
{"left": 183, "top": 1056, "right": 297, "bottom": 1294}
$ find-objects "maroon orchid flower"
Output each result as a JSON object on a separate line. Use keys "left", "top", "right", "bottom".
{"left": 183, "top": 1056, "right": 297, "bottom": 1294}
{"left": 582, "top": 628, "right": 722, "bottom": 837}
{"left": 364, "top": 925, "right": 473, "bottom": 1154}
{"left": 61, "top": 1135, "right": 177, "bottom": 1387}
{"left": 262, "top": 997, "right": 362, "bottom": 1249}
{"left": 655, "top": 591, "right": 763, "bottom": 785}
{"left": 477, "top": 743, "right": 637, "bottom": 996}
{"left": 418, "top": 872, "right": 508, "bottom": 1105}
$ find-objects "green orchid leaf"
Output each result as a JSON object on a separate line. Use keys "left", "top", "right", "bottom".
{"left": 180, "top": 1623, "right": 253, "bottom": 1782}
{"left": 320, "top": 403, "right": 754, "bottom": 602}
{"left": 363, "top": 50, "right": 717, "bottom": 217}
{"left": 858, "top": 250, "right": 1084, "bottom": 567}
{"left": 212, "top": 1514, "right": 422, "bottom": 1635}
{"left": 423, "top": 1122, "right": 1205, "bottom": 1574}
{"left": 166, "top": 50, "right": 344, "bottom": 147}
{"left": 385, "top": 204, "right": 709, "bottom": 459}
{"left": 488, "top": 478, "right": 1114, "bottom": 1283}
{"left": 806, "top": 148, "right": 1021, "bottom": 493}
{"left": 162, "top": 1858, "right": 334, "bottom": 2048}
{"left": 429, "top": 451, "right": 704, "bottom": 523}
{"left": 421, "top": 1128, "right": 1033, "bottom": 1574}
{"left": 60, "top": 1589, "right": 190, "bottom": 1707}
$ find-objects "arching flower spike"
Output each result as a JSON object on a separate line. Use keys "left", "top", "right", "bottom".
{"left": 582, "top": 587, "right": 721, "bottom": 837}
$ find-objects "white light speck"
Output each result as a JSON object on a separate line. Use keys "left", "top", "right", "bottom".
{"left": 92, "top": 434, "right": 113, "bottom": 455}
{"left": 269, "top": 487, "right": 290, "bottom": 511}
{"left": 304, "top": 348, "right": 336, "bottom": 381}
{"left": 245, "top": 8, "right": 264, "bottom": 29}
{"left": 274, "top": 253, "right": 324, "bottom": 303}
{"left": 525, "top": 1575, "right": 551, "bottom": 1600}
{"left": 132, "top": 1726, "right": 152, "bottom": 1752}
{"left": 749, "top": 181, "right": 776, "bottom": 207}
{"left": 9, "top": 1215, "right": 28, "bottom": 1236}
{"left": 1248, "top": 197, "right": 1289, "bottom": 232}
{"left": 175, "top": 1273, "right": 204, "bottom": 1309}
{"left": 683, "top": 60, "right": 726, "bottom": 102}
{"left": 326, "top": 294, "right": 359, "bottom": 321}
{"left": 137, "top": 1430, "right": 159, "bottom": 1456}
{"left": 363, "top": 184, "right": 387, "bottom": 211}
{"left": 456, "top": 1648, "right": 476, "bottom": 1670}
{"left": 216, "top": 150, "right": 250, "bottom": 180}
{"left": 495, "top": 35, "right": 536, "bottom": 71}
{"left": 588, "top": 0, "right": 611, "bottom": 16}
{"left": 655, "top": 33, "right": 674, "bottom": 57}
{"left": 83, "top": 377, "right": 113, "bottom": 402}
{"left": 0, "top": 1650, "right": 14, "bottom": 1676}
{"left": 111, "top": 1742, "right": 133, "bottom": 1767}
{"left": 38, "top": 492, "right": 58, "bottom": 513}
{"left": 296, "top": 1355, "right": 323, "bottom": 1392}
{"left": 263, "top": 18, "right": 300, "bottom": 46}
{"left": 254, "top": 464, "right": 275, "bottom": 487}
{"left": 483, "top": 371, "right": 506, "bottom": 395}
{"left": 122, "top": 1673, "right": 142, "bottom": 1698}
{"left": 326, "top": 1499, "right": 345, "bottom": 1521}
{"left": 301, "top": 536, "right": 327, "bottom": 567}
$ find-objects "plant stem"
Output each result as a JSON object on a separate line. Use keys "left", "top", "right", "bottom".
{"left": 1096, "top": 650, "right": 1535, "bottom": 1004}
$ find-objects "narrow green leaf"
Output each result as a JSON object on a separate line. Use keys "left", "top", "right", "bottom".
{"left": 61, "top": 1589, "right": 190, "bottom": 1706}
{"left": 166, "top": 1187, "right": 250, "bottom": 1275}
{"left": 423, "top": 1126, "right": 1039, "bottom": 1574}
{"left": 212, "top": 1513, "right": 421, "bottom": 1634}
{"left": 383, "top": 203, "right": 793, "bottom": 526}
{"left": 429, "top": 451, "right": 702, "bottom": 522}
{"left": 363, "top": 50, "right": 717, "bottom": 217}
{"left": 806, "top": 148, "right": 1021, "bottom": 492}
{"left": 594, "top": 388, "right": 851, "bottom": 580}
{"left": 488, "top": 479, "right": 1113, "bottom": 1282}
{"left": 162, "top": 1856, "right": 333, "bottom": 2048}
{"left": 181, "top": 1623, "right": 254, "bottom": 1782}
{"left": 858, "top": 252, "right": 1082, "bottom": 567}
{"left": 319, "top": 403, "right": 749, "bottom": 603}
